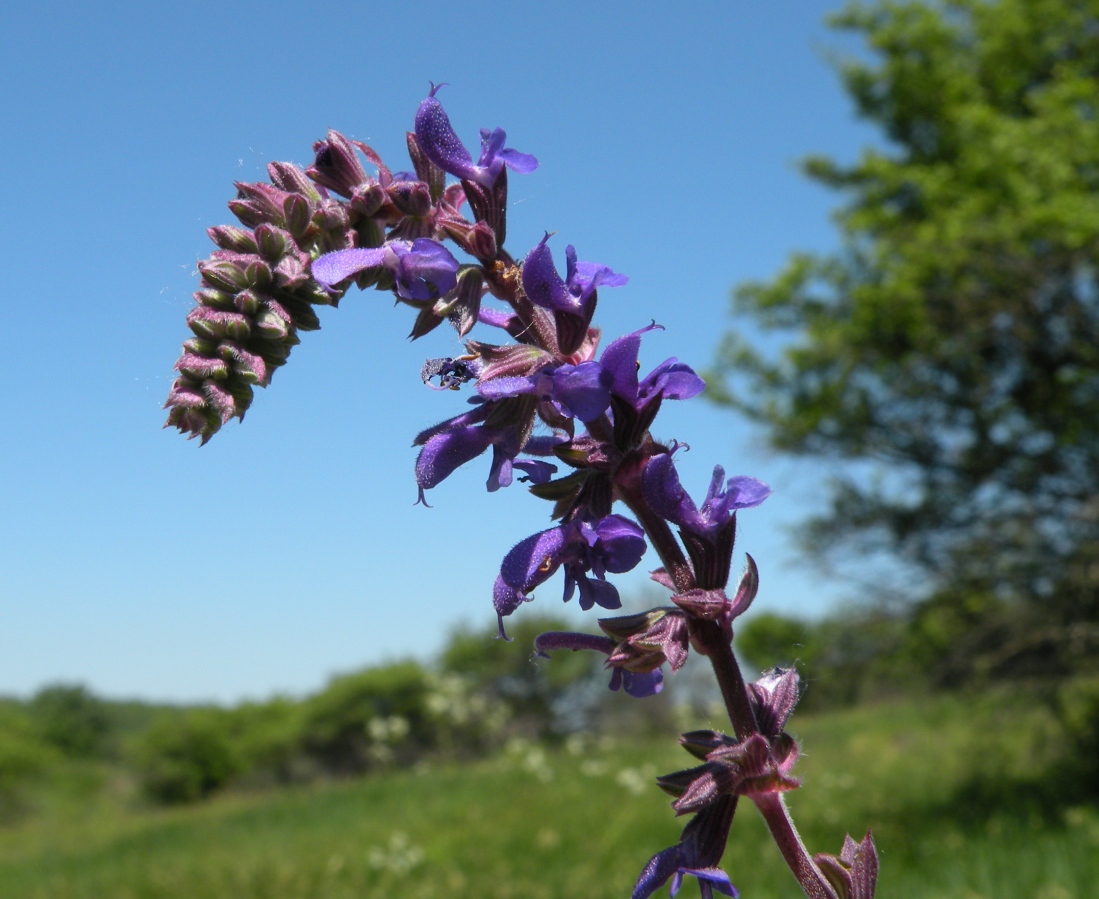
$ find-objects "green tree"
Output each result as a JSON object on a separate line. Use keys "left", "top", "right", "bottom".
{"left": 714, "top": 0, "right": 1099, "bottom": 682}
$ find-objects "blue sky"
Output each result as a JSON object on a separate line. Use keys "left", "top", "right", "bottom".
{"left": 0, "top": 0, "right": 878, "bottom": 703}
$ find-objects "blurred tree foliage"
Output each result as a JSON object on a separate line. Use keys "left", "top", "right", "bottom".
{"left": 440, "top": 614, "right": 604, "bottom": 739}
{"left": 28, "top": 684, "right": 109, "bottom": 757}
{"left": 737, "top": 611, "right": 911, "bottom": 709}
{"left": 713, "top": 0, "right": 1099, "bottom": 684}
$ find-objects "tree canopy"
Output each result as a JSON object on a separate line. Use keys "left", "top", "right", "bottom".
{"left": 714, "top": 0, "right": 1099, "bottom": 681}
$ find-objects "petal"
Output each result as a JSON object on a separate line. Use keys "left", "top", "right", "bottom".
{"left": 683, "top": 869, "right": 737, "bottom": 898}
{"left": 493, "top": 575, "right": 526, "bottom": 618}
{"left": 513, "top": 459, "right": 557, "bottom": 485}
{"left": 414, "top": 425, "right": 493, "bottom": 490}
{"left": 573, "top": 573, "right": 622, "bottom": 611}
{"left": 414, "top": 90, "right": 477, "bottom": 182}
{"left": 593, "top": 515, "right": 648, "bottom": 573}
{"left": 551, "top": 362, "right": 613, "bottom": 421}
{"left": 498, "top": 526, "right": 570, "bottom": 595}
{"left": 522, "top": 235, "right": 576, "bottom": 311}
{"left": 311, "top": 247, "right": 388, "bottom": 285}
{"left": 624, "top": 668, "right": 665, "bottom": 698}
{"left": 498, "top": 147, "right": 539, "bottom": 174}
{"left": 599, "top": 323, "right": 665, "bottom": 403}
{"left": 723, "top": 476, "right": 772, "bottom": 510}
{"left": 574, "top": 260, "right": 628, "bottom": 289}
{"left": 393, "top": 239, "right": 460, "bottom": 301}
{"left": 632, "top": 846, "right": 683, "bottom": 899}
{"left": 640, "top": 358, "right": 705, "bottom": 402}
{"left": 477, "top": 127, "right": 507, "bottom": 167}
{"left": 487, "top": 444, "right": 514, "bottom": 492}
{"left": 477, "top": 374, "right": 541, "bottom": 401}
{"left": 642, "top": 453, "right": 699, "bottom": 528}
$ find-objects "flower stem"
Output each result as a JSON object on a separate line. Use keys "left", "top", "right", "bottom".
{"left": 752, "top": 793, "right": 839, "bottom": 899}
{"left": 622, "top": 493, "right": 694, "bottom": 594}
{"left": 693, "top": 620, "right": 759, "bottom": 741}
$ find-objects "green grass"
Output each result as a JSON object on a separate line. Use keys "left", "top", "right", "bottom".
{"left": 1, "top": 693, "right": 1096, "bottom": 898}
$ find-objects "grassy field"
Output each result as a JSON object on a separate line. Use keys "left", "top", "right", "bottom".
{"left": 1, "top": 692, "right": 1096, "bottom": 899}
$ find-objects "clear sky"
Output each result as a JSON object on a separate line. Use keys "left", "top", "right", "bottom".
{"left": 0, "top": 0, "right": 878, "bottom": 703}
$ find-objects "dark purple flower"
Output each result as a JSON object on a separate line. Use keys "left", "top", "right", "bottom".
{"left": 521, "top": 234, "right": 628, "bottom": 313}
{"left": 599, "top": 325, "right": 705, "bottom": 410}
{"left": 492, "top": 514, "right": 647, "bottom": 619}
{"left": 643, "top": 455, "right": 771, "bottom": 541}
{"left": 633, "top": 845, "right": 737, "bottom": 899}
{"left": 600, "top": 608, "right": 690, "bottom": 674}
{"left": 312, "top": 239, "right": 459, "bottom": 301}
{"left": 414, "top": 84, "right": 538, "bottom": 187}
{"left": 533, "top": 631, "right": 664, "bottom": 698}
{"left": 477, "top": 360, "right": 614, "bottom": 423}
{"left": 476, "top": 323, "right": 702, "bottom": 425}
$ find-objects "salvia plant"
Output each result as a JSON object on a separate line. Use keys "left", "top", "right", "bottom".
{"left": 164, "top": 85, "right": 878, "bottom": 899}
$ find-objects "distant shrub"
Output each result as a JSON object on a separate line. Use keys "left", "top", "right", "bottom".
{"left": 227, "top": 697, "right": 307, "bottom": 785}
{"left": 29, "top": 684, "right": 110, "bottom": 757}
{"left": 134, "top": 709, "right": 243, "bottom": 804}
{"left": 440, "top": 615, "right": 602, "bottom": 739}
{"left": 300, "top": 661, "right": 433, "bottom": 775}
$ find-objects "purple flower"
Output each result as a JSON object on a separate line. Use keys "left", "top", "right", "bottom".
{"left": 533, "top": 630, "right": 665, "bottom": 697}
{"left": 643, "top": 455, "right": 771, "bottom": 541}
{"left": 414, "top": 84, "right": 538, "bottom": 187}
{"left": 476, "top": 324, "right": 703, "bottom": 425}
{"left": 521, "top": 234, "right": 628, "bottom": 314}
{"left": 633, "top": 845, "right": 737, "bottom": 899}
{"left": 478, "top": 360, "right": 613, "bottom": 423}
{"left": 599, "top": 325, "right": 705, "bottom": 410}
{"left": 633, "top": 796, "right": 739, "bottom": 899}
{"left": 492, "top": 514, "right": 647, "bottom": 620}
{"left": 312, "top": 239, "right": 460, "bottom": 301}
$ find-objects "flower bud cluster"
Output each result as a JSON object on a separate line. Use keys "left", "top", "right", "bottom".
{"left": 165, "top": 162, "right": 357, "bottom": 442}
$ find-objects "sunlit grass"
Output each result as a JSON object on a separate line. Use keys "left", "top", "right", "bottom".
{"left": 1, "top": 693, "right": 1096, "bottom": 898}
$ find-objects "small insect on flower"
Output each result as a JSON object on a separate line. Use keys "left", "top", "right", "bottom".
{"left": 420, "top": 356, "right": 480, "bottom": 390}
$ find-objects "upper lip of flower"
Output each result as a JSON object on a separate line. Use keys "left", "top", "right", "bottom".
{"left": 520, "top": 233, "right": 628, "bottom": 314}
{"left": 414, "top": 83, "right": 539, "bottom": 187}
{"left": 643, "top": 454, "right": 772, "bottom": 540}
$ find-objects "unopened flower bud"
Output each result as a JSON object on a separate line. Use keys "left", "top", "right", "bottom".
{"left": 444, "top": 267, "right": 484, "bottom": 338}
{"left": 198, "top": 259, "right": 249, "bottom": 292}
{"left": 233, "top": 288, "right": 261, "bottom": 316}
{"left": 405, "top": 131, "right": 446, "bottom": 200}
{"left": 186, "top": 306, "right": 251, "bottom": 342}
{"left": 350, "top": 182, "right": 386, "bottom": 217}
{"left": 813, "top": 833, "right": 878, "bottom": 899}
{"left": 273, "top": 255, "right": 308, "bottom": 289}
{"left": 308, "top": 131, "right": 369, "bottom": 197}
{"left": 388, "top": 179, "right": 433, "bottom": 217}
{"left": 175, "top": 353, "right": 229, "bottom": 380}
{"left": 232, "top": 181, "right": 292, "bottom": 227}
{"left": 283, "top": 194, "right": 313, "bottom": 238}
{"left": 207, "top": 225, "right": 257, "bottom": 253}
{"left": 254, "top": 223, "right": 295, "bottom": 263}
{"left": 254, "top": 306, "right": 292, "bottom": 341}
{"left": 194, "top": 288, "right": 237, "bottom": 311}
{"left": 267, "top": 161, "right": 321, "bottom": 200}
{"left": 203, "top": 379, "right": 237, "bottom": 424}
{"left": 181, "top": 337, "right": 218, "bottom": 356}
